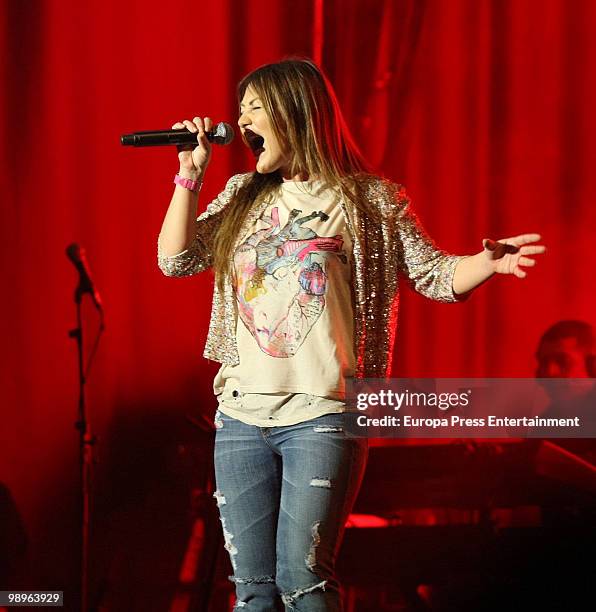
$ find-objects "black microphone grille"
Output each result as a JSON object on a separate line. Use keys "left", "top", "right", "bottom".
{"left": 210, "top": 122, "right": 235, "bottom": 145}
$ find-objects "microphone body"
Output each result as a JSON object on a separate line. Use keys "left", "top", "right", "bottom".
{"left": 66, "top": 243, "right": 103, "bottom": 312}
{"left": 121, "top": 122, "right": 234, "bottom": 147}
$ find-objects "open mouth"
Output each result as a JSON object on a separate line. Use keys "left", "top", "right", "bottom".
{"left": 244, "top": 129, "right": 265, "bottom": 157}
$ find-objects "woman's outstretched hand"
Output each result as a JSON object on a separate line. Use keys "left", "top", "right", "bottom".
{"left": 482, "top": 233, "right": 546, "bottom": 278}
{"left": 452, "top": 233, "right": 546, "bottom": 295}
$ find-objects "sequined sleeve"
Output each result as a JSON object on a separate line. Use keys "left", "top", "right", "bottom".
{"left": 157, "top": 173, "right": 250, "bottom": 277}
{"left": 387, "top": 181, "right": 468, "bottom": 303}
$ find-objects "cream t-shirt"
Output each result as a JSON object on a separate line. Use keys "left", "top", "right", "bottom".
{"left": 213, "top": 179, "right": 356, "bottom": 426}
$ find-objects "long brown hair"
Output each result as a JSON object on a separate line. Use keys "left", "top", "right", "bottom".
{"left": 213, "top": 58, "right": 379, "bottom": 293}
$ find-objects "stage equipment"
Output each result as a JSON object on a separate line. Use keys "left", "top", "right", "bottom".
{"left": 66, "top": 243, "right": 106, "bottom": 612}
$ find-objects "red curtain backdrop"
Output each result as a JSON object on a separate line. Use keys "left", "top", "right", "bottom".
{"left": 1, "top": 0, "right": 594, "bottom": 596}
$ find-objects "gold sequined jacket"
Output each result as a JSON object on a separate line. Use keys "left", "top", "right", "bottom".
{"left": 157, "top": 173, "right": 467, "bottom": 379}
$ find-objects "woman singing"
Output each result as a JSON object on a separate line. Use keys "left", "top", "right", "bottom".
{"left": 157, "top": 59, "right": 545, "bottom": 611}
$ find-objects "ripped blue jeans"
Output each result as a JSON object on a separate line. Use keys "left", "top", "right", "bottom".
{"left": 213, "top": 409, "right": 368, "bottom": 611}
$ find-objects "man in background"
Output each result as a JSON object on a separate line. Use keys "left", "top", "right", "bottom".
{"left": 536, "top": 319, "right": 596, "bottom": 462}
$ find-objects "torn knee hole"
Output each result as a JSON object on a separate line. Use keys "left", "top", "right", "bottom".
{"left": 230, "top": 575, "right": 276, "bottom": 584}
{"left": 310, "top": 478, "right": 332, "bottom": 488}
{"left": 305, "top": 521, "right": 321, "bottom": 572}
{"left": 281, "top": 580, "right": 327, "bottom": 607}
{"left": 220, "top": 517, "right": 238, "bottom": 570}
{"left": 213, "top": 490, "right": 227, "bottom": 507}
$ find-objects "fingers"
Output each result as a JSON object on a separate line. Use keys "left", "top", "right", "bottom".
{"left": 186, "top": 118, "right": 200, "bottom": 135}
{"left": 518, "top": 256, "right": 536, "bottom": 267}
{"left": 171, "top": 117, "right": 214, "bottom": 159}
{"left": 486, "top": 233, "right": 546, "bottom": 280}
{"left": 171, "top": 117, "right": 213, "bottom": 140}
{"left": 488, "top": 234, "right": 546, "bottom": 270}
{"left": 519, "top": 244, "right": 546, "bottom": 255}
{"left": 502, "top": 233, "right": 542, "bottom": 246}
{"left": 190, "top": 117, "right": 212, "bottom": 134}
{"left": 192, "top": 116, "right": 213, "bottom": 148}
{"left": 510, "top": 251, "right": 542, "bottom": 280}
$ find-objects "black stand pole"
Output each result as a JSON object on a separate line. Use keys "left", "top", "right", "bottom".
{"left": 68, "top": 288, "right": 98, "bottom": 612}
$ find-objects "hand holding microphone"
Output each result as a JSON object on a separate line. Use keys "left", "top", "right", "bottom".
{"left": 173, "top": 116, "right": 214, "bottom": 179}
{"left": 121, "top": 117, "right": 234, "bottom": 180}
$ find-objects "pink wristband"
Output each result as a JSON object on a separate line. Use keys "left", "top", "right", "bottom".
{"left": 174, "top": 174, "right": 202, "bottom": 192}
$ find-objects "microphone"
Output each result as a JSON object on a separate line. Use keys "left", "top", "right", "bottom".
{"left": 121, "top": 122, "right": 234, "bottom": 147}
{"left": 66, "top": 243, "right": 103, "bottom": 312}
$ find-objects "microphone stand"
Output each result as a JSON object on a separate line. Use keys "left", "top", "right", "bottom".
{"left": 68, "top": 283, "right": 104, "bottom": 612}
